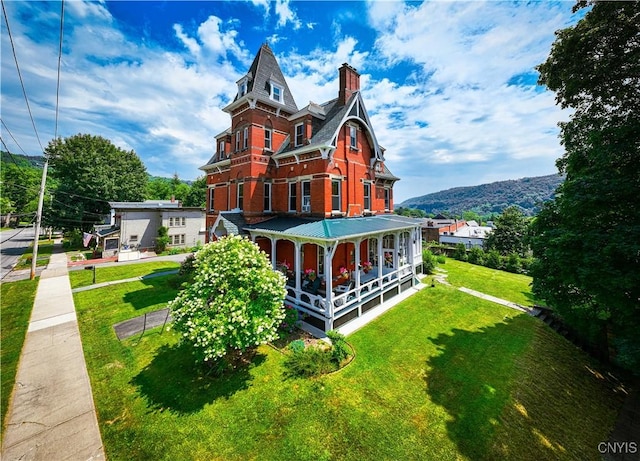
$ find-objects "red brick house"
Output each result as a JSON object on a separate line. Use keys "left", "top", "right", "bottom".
{"left": 201, "top": 44, "right": 423, "bottom": 333}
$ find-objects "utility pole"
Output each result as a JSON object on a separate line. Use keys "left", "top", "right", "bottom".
{"left": 30, "top": 159, "right": 48, "bottom": 280}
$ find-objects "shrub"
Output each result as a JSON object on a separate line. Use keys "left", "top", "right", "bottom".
{"left": 279, "top": 304, "right": 299, "bottom": 338}
{"left": 155, "top": 226, "right": 170, "bottom": 253}
{"left": 437, "top": 255, "right": 446, "bottom": 264}
{"left": 485, "top": 250, "right": 503, "bottom": 269}
{"left": 64, "top": 229, "right": 83, "bottom": 248}
{"left": 504, "top": 253, "right": 522, "bottom": 273}
{"left": 288, "top": 339, "right": 305, "bottom": 354}
{"left": 326, "top": 330, "right": 349, "bottom": 364}
{"left": 453, "top": 243, "right": 468, "bottom": 261}
{"left": 467, "top": 247, "right": 485, "bottom": 265}
{"left": 422, "top": 249, "right": 437, "bottom": 274}
{"left": 284, "top": 346, "right": 335, "bottom": 378}
{"left": 169, "top": 235, "right": 287, "bottom": 364}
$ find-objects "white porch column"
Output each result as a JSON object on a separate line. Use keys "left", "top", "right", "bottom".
{"left": 271, "top": 238, "right": 277, "bottom": 270}
{"left": 377, "top": 235, "right": 383, "bottom": 279}
{"left": 325, "top": 243, "right": 337, "bottom": 320}
{"left": 394, "top": 233, "right": 400, "bottom": 268}
{"left": 354, "top": 239, "right": 361, "bottom": 288}
{"left": 294, "top": 240, "right": 302, "bottom": 291}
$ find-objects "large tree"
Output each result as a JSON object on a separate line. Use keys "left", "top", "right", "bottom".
{"left": 44, "top": 134, "right": 147, "bottom": 231}
{"left": 532, "top": 1, "right": 640, "bottom": 370}
{"left": 484, "top": 206, "right": 529, "bottom": 256}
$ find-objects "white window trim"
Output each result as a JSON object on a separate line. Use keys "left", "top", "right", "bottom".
{"left": 270, "top": 82, "right": 283, "bottom": 102}
{"left": 301, "top": 180, "right": 311, "bottom": 213}
{"left": 349, "top": 125, "right": 358, "bottom": 149}
{"left": 264, "top": 127, "right": 272, "bottom": 150}
{"left": 243, "top": 126, "right": 249, "bottom": 149}
{"left": 331, "top": 179, "right": 341, "bottom": 212}
{"left": 235, "top": 131, "right": 240, "bottom": 152}
{"left": 384, "top": 187, "right": 391, "bottom": 211}
{"left": 237, "top": 182, "right": 244, "bottom": 210}
{"left": 209, "top": 188, "right": 215, "bottom": 211}
{"left": 294, "top": 123, "right": 304, "bottom": 147}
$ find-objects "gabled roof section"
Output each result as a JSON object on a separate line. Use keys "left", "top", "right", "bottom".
{"left": 274, "top": 92, "right": 384, "bottom": 163}
{"left": 223, "top": 43, "right": 298, "bottom": 114}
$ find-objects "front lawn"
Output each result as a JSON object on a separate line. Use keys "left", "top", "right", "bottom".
{"left": 73, "top": 264, "right": 624, "bottom": 460}
{"left": 440, "top": 258, "right": 539, "bottom": 306}
{"left": 68, "top": 261, "right": 180, "bottom": 289}
{"left": 14, "top": 240, "right": 55, "bottom": 269}
{"left": 1, "top": 279, "right": 38, "bottom": 441}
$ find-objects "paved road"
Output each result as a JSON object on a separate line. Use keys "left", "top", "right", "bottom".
{"left": 0, "top": 227, "right": 34, "bottom": 281}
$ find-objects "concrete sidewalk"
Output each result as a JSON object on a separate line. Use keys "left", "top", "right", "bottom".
{"left": 1, "top": 249, "right": 105, "bottom": 460}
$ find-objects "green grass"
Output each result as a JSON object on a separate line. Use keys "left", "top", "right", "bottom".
{"left": 1, "top": 278, "right": 38, "bottom": 441}
{"left": 69, "top": 261, "right": 180, "bottom": 289}
{"left": 440, "top": 258, "right": 539, "bottom": 306}
{"left": 73, "top": 267, "right": 624, "bottom": 460}
{"left": 14, "top": 240, "right": 55, "bottom": 269}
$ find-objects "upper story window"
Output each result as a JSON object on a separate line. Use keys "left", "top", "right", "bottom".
{"left": 238, "top": 78, "right": 248, "bottom": 97}
{"left": 288, "top": 182, "right": 297, "bottom": 212}
{"left": 363, "top": 182, "right": 371, "bottom": 211}
{"left": 209, "top": 187, "right": 215, "bottom": 211}
{"left": 384, "top": 188, "right": 391, "bottom": 211}
{"left": 349, "top": 125, "right": 357, "bottom": 149}
{"left": 270, "top": 82, "right": 283, "bottom": 103}
{"left": 263, "top": 183, "right": 272, "bottom": 212}
{"left": 237, "top": 182, "right": 244, "bottom": 211}
{"left": 235, "top": 131, "right": 241, "bottom": 152}
{"left": 301, "top": 181, "right": 311, "bottom": 212}
{"left": 331, "top": 180, "right": 341, "bottom": 212}
{"left": 295, "top": 123, "right": 304, "bottom": 147}
{"left": 218, "top": 141, "right": 225, "bottom": 159}
{"left": 264, "top": 127, "right": 272, "bottom": 150}
{"left": 243, "top": 126, "right": 249, "bottom": 150}
{"left": 169, "top": 217, "right": 186, "bottom": 227}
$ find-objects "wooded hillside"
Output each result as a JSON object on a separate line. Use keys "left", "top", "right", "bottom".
{"left": 400, "top": 174, "right": 564, "bottom": 217}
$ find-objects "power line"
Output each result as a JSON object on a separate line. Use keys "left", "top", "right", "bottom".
{"left": 53, "top": 0, "right": 64, "bottom": 140}
{"left": 1, "top": 0, "right": 45, "bottom": 152}
{"left": 0, "top": 119, "right": 30, "bottom": 157}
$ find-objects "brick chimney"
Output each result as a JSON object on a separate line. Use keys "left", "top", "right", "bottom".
{"left": 338, "top": 63, "right": 360, "bottom": 105}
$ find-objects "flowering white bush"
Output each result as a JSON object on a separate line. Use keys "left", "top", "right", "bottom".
{"left": 169, "top": 235, "right": 287, "bottom": 363}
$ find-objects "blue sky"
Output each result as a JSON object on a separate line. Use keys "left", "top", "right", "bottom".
{"left": 1, "top": 0, "right": 583, "bottom": 202}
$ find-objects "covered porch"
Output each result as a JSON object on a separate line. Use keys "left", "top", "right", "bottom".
{"left": 246, "top": 215, "right": 424, "bottom": 333}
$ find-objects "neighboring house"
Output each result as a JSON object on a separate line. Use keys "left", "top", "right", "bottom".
{"left": 422, "top": 218, "right": 492, "bottom": 248}
{"left": 200, "top": 43, "right": 423, "bottom": 333}
{"left": 95, "top": 200, "right": 205, "bottom": 259}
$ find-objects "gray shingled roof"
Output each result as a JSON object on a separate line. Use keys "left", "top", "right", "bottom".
{"left": 245, "top": 214, "right": 420, "bottom": 242}
{"left": 231, "top": 44, "right": 298, "bottom": 114}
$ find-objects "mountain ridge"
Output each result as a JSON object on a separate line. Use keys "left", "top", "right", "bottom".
{"left": 399, "top": 174, "right": 564, "bottom": 217}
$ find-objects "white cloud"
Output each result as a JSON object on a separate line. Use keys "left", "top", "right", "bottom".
{"left": 274, "top": 0, "right": 302, "bottom": 30}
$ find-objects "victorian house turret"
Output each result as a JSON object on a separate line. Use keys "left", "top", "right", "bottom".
{"left": 201, "top": 44, "right": 423, "bottom": 334}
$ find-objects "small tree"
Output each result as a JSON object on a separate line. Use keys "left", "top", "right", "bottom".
{"left": 169, "top": 235, "right": 287, "bottom": 366}
{"left": 155, "top": 226, "right": 170, "bottom": 253}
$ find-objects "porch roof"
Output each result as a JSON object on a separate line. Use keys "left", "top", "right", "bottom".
{"left": 245, "top": 214, "right": 421, "bottom": 242}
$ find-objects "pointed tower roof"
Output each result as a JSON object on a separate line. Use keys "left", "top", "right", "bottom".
{"left": 223, "top": 43, "right": 298, "bottom": 114}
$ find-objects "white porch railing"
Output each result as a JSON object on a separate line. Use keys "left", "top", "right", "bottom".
{"left": 284, "top": 265, "right": 412, "bottom": 320}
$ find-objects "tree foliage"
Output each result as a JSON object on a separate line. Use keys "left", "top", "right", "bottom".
{"left": 169, "top": 235, "right": 287, "bottom": 364}
{"left": 146, "top": 174, "right": 206, "bottom": 208}
{"left": 484, "top": 206, "right": 530, "bottom": 257}
{"left": 44, "top": 134, "right": 147, "bottom": 231}
{"left": 532, "top": 1, "right": 640, "bottom": 371}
